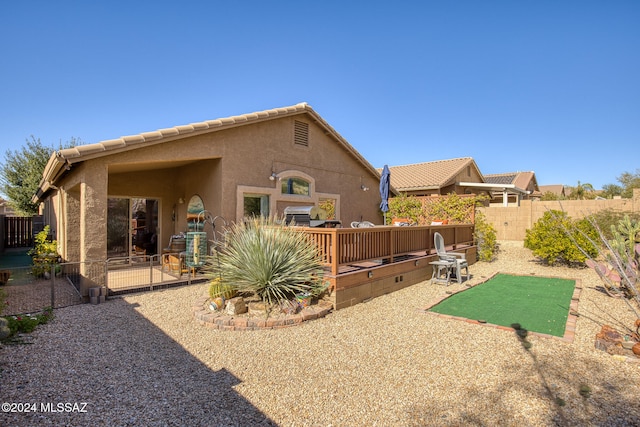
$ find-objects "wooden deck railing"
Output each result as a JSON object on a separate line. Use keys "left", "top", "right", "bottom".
{"left": 303, "top": 224, "right": 474, "bottom": 276}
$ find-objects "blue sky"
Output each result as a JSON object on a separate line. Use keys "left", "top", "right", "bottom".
{"left": 1, "top": 1, "right": 638, "bottom": 189}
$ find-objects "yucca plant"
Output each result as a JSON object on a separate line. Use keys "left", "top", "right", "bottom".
{"left": 204, "top": 216, "right": 326, "bottom": 308}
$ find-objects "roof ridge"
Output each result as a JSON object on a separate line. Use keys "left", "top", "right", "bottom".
{"left": 57, "top": 102, "right": 312, "bottom": 159}
{"left": 388, "top": 157, "right": 473, "bottom": 168}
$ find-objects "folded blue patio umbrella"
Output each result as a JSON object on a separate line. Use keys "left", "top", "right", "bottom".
{"left": 379, "top": 164, "right": 390, "bottom": 225}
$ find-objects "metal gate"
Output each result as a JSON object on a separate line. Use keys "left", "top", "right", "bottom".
{"left": 0, "top": 263, "right": 84, "bottom": 316}
{"left": 3, "top": 216, "right": 36, "bottom": 248}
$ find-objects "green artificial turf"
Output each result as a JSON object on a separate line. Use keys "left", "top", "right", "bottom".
{"left": 429, "top": 273, "right": 576, "bottom": 337}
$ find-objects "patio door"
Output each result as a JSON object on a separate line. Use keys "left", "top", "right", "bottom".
{"left": 107, "top": 197, "right": 159, "bottom": 258}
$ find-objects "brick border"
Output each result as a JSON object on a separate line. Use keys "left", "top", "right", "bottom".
{"left": 418, "top": 272, "right": 582, "bottom": 344}
{"left": 193, "top": 295, "right": 333, "bottom": 331}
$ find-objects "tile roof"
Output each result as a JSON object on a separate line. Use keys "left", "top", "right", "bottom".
{"left": 56, "top": 103, "right": 315, "bottom": 161}
{"left": 485, "top": 171, "right": 537, "bottom": 191}
{"left": 539, "top": 184, "right": 565, "bottom": 196}
{"left": 382, "top": 157, "right": 476, "bottom": 191}
{"left": 35, "top": 103, "right": 383, "bottom": 202}
{"left": 484, "top": 173, "right": 517, "bottom": 186}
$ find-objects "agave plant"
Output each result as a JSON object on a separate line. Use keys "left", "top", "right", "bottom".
{"left": 204, "top": 216, "right": 326, "bottom": 308}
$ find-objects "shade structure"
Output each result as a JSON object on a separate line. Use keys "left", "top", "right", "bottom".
{"left": 379, "top": 164, "right": 390, "bottom": 224}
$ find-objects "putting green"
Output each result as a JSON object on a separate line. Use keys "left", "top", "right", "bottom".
{"left": 429, "top": 273, "right": 576, "bottom": 337}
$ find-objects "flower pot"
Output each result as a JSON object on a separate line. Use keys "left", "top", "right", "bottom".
{"left": 296, "top": 293, "right": 312, "bottom": 308}
{"left": 209, "top": 297, "right": 225, "bottom": 311}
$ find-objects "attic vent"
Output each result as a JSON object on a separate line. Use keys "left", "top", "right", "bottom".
{"left": 294, "top": 120, "right": 309, "bottom": 147}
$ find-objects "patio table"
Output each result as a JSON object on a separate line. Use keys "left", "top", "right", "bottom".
{"left": 429, "top": 260, "right": 455, "bottom": 286}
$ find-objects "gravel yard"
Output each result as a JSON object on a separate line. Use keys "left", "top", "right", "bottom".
{"left": 1, "top": 241, "right": 639, "bottom": 426}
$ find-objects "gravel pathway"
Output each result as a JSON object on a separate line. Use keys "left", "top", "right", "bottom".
{"left": 1, "top": 241, "right": 639, "bottom": 426}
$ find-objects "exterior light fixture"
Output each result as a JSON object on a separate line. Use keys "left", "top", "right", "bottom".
{"left": 269, "top": 172, "right": 278, "bottom": 181}
{"left": 368, "top": 271, "right": 373, "bottom": 278}
{"left": 361, "top": 185, "right": 369, "bottom": 191}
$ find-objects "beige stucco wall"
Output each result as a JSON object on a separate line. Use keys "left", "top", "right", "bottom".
{"left": 44, "top": 112, "right": 383, "bottom": 264}
{"left": 480, "top": 192, "right": 640, "bottom": 240}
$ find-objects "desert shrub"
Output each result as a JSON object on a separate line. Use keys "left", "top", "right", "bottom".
{"left": 28, "top": 225, "right": 57, "bottom": 257}
{"left": 588, "top": 209, "right": 640, "bottom": 242}
{"left": 474, "top": 210, "right": 497, "bottom": 262}
{"left": 3, "top": 306, "right": 54, "bottom": 339}
{"left": 524, "top": 210, "right": 598, "bottom": 265}
{"left": 29, "top": 225, "right": 60, "bottom": 277}
{"left": 204, "top": 216, "right": 326, "bottom": 307}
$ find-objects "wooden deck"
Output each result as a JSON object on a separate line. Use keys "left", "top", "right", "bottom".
{"left": 303, "top": 224, "right": 476, "bottom": 310}
{"left": 74, "top": 224, "right": 475, "bottom": 309}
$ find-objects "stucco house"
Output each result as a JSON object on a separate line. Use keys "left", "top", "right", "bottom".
{"left": 32, "top": 103, "right": 386, "bottom": 264}
{"left": 383, "top": 159, "right": 539, "bottom": 207}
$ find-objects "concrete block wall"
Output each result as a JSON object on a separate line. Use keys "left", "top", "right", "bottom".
{"left": 480, "top": 189, "right": 640, "bottom": 241}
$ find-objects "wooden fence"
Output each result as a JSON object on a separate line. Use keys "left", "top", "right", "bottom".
{"left": 3, "top": 216, "right": 35, "bottom": 248}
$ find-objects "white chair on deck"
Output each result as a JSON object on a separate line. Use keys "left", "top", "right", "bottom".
{"left": 433, "top": 232, "right": 469, "bottom": 284}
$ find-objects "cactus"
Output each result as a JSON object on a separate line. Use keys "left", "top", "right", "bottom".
{"left": 208, "top": 278, "right": 236, "bottom": 300}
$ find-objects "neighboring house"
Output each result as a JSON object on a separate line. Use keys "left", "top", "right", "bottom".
{"left": 32, "top": 103, "right": 386, "bottom": 264}
{"left": 484, "top": 171, "right": 540, "bottom": 205}
{"left": 539, "top": 184, "right": 566, "bottom": 199}
{"left": 383, "top": 159, "right": 540, "bottom": 207}
{"left": 384, "top": 157, "right": 487, "bottom": 197}
{"left": 0, "top": 198, "right": 16, "bottom": 216}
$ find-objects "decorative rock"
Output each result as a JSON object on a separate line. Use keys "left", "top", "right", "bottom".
{"left": 595, "top": 325, "right": 639, "bottom": 357}
{"left": 633, "top": 343, "right": 640, "bottom": 356}
{"left": 225, "top": 297, "right": 247, "bottom": 315}
{"left": 248, "top": 301, "right": 270, "bottom": 316}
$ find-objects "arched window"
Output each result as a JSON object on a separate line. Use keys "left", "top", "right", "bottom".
{"left": 281, "top": 177, "right": 310, "bottom": 196}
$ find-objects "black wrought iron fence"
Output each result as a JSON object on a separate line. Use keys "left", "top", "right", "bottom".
{"left": 0, "top": 264, "right": 84, "bottom": 316}
{"left": 0, "top": 256, "right": 209, "bottom": 316}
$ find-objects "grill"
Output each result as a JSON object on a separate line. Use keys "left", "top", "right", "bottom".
{"left": 283, "top": 206, "right": 341, "bottom": 228}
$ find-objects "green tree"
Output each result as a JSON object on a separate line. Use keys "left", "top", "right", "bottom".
{"left": 0, "top": 136, "right": 78, "bottom": 215}
{"left": 617, "top": 169, "right": 640, "bottom": 199}
{"left": 600, "top": 183, "right": 623, "bottom": 199}
{"left": 567, "top": 181, "right": 595, "bottom": 200}
{"left": 540, "top": 191, "right": 560, "bottom": 201}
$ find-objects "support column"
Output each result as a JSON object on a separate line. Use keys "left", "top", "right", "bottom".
{"left": 78, "top": 164, "right": 108, "bottom": 296}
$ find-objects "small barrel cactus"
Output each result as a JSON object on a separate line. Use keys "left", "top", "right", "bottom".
{"left": 208, "top": 278, "right": 236, "bottom": 300}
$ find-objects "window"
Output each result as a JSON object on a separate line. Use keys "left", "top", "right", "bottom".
{"left": 244, "top": 194, "right": 269, "bottom": 217}
{"left": 281, "top": 177, "right": 310, "bottom": 196}
{"left": 319, "top": 198, "right": 336, "bottom": 219}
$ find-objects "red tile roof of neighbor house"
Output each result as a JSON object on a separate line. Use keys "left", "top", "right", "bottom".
{"left": 381, "top": 157, "right": 479, "bottom": 192}
{"left": 539, "top": 184, "right": 566, "bottom": 196}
